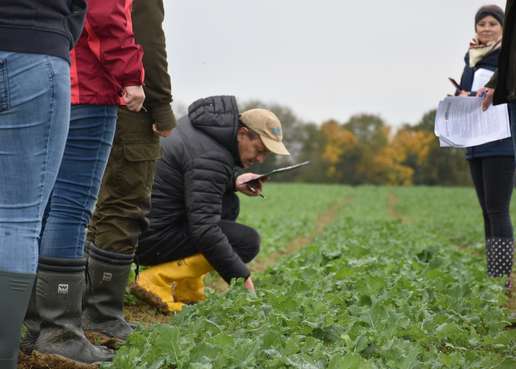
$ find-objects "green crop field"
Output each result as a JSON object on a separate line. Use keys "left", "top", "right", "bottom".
{"left": 105, "top": 184, "right": 516, "bottom": 369}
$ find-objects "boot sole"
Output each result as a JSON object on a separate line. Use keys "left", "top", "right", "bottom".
{"left": 129, "top": 282, "right": 171, "bottom": 315}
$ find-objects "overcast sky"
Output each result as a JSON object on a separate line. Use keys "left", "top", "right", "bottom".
{"left": 163, "top": 0, "right": 506, "bottom": 126}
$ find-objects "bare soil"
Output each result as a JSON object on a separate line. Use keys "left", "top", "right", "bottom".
{"left": 18, "top": 351, "right": 99, "bottom": 369}
{"left": 124, "top": 300, "right": 172, "bottom": 326}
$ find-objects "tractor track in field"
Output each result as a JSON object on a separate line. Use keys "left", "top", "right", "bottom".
{"left": 250, "top": 194, "right": 353, "bottom": 273}
{"left": 206, "top": 194, "right": 353, "bottom": 292}
{"left": 387, "top": 191, "right": 413, "bottom": 224}
{"left": 387, "top": 191, "right": 403, "bottom": 222}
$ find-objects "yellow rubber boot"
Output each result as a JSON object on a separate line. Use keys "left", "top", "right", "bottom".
{"left": 130, "top": 264, "right": 184, "bottom": 314}
{"left": 172, "top": 254, "right": 213, "bottom": 303}
{"left": 173, "top": 274, "right": 207, "bottom": 304}
{"left": 130, "top": 254, "right": 213, "bottom": 313}
{"left": 175, "top": 254, "right": 213, "bottom": 278}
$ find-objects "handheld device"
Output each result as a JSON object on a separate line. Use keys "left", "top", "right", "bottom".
{"left": 241, "top": 161, "right": 311, "bottom": 185}
{"left": 448, "top": 77, "right": 461, "bottom": 90}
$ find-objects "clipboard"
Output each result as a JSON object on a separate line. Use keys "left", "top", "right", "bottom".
{"left": 241, "top": 161, "right": 310, "bottom": 184}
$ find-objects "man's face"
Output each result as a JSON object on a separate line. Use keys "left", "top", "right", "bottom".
{"left": 237, "top": 127, "right": 269, "bottom": 168}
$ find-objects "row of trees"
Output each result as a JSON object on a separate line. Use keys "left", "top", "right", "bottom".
{"left": 241, "top": 101, "right": 471, "bottom": 186}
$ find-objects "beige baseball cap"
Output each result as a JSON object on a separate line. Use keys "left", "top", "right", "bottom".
{"left": 240, "top": 109, "right": 290, "bottom": 156}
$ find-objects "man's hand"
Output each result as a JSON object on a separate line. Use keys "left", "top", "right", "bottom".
{"left": 235, "top": 173, "right": 266, "bottom": 197}
{"left": 458, "top": 90, "right": 469, "bottom": 97}
{"left": 122, "top": 85, "right": 145, "bottom": 112}
{"left": 152, "top": 123, "right": 172, "bottom": 138}
{"left": 244, "top": 277, "right": 255, "bottom": 294}
{"left": 477, "top": 87, "right": 495, "bottom": 111}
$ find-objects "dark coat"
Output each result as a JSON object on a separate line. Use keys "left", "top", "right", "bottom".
{"left": 487, "top": 0, "right": 516, "bottom": 104}
{"left": 460, "top": 49, "right": 514, "bottom": 159}
{"left": 138, "top": 96, "right": 251, "bottom": 282}
{"left": 0, "top": 0, "right": 86, "bottom": 62}
{"left": 132, "top": 0, "right": 175, "bottom": 131}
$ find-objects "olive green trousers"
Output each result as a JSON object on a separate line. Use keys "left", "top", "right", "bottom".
{"left": 87, "top": 109, "right": 160, "bottom": 255}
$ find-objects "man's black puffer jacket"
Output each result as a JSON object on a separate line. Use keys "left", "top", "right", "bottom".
{"left": 138, "top": 96, "right": 250, "bottom": 282}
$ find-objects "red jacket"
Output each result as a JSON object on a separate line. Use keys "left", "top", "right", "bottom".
{"left": 71, "top": 0, "right": 144, "bottom": 105}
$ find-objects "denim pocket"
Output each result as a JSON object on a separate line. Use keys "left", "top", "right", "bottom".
{"left": 0, "top": 58, "right": 8, "bottom": 111}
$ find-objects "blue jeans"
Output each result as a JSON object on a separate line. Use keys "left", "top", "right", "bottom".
{"left": 0, "top": 51, "right": 70, "bottom": 274}
{"left": 39, "top": 105, "right": 117, "bottom": 258}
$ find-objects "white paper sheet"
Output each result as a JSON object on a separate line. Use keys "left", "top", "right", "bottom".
{"left": 439, "top": 136, "right": 460, "bottom": 148}
{"left": 471, "top": 68, "right": 495, "bottom": 92}
{"left": 434, "top": 96, "right": 510, "bottom": 148}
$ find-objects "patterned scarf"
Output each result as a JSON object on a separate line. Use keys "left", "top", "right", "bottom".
{"left": 468, "top": 37, "right": 502, "bottom": 68}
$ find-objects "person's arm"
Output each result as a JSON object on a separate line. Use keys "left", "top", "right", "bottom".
{"left": 85, "top": 0, "right": 144, "bottom": 90}
{"left": 479, "top": 70, "right": 497, "bottom": 111}
{"left": 184, "top": 153, "right": 250, "bottom": 283}
{"left": 132, "top": 0, "right": 175, "bottom": 134}
{"left": 456, "top": 59, "right": 472, "bottom": 96}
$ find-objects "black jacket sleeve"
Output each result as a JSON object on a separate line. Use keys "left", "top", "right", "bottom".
{"left": 458, "top": 63, "right": 468, "bottom": 94}
{"left": 184, "top": 152, "right": 250, "bottom": 283}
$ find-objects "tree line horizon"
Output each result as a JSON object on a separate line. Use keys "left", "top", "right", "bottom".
{"left": 235, "top": 100, "right": 471, "bottom": 186}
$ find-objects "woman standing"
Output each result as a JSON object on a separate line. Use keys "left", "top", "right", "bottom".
{"left": 0, "top": 1, "right": 86, "bottom": 368}
{"left": 457, "top": 5, "right": 514, "bottom": 287}
{"left": 21, "top": 0, "right": 146, "bottom": 365}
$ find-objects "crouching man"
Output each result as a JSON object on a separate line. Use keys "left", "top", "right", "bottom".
{"left": 130, "top": 95, "right": 290, "bottom": 313}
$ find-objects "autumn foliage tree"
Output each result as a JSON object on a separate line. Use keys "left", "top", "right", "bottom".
{"left": 373, "top": 128, "right": 435, "bottom": 185}
{"left": 321, "top": 120, "right": 356, "bottom": 181}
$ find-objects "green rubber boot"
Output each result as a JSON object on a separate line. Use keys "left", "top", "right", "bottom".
{"left": 0, "top": 270, "right": 35, "bottom": 369}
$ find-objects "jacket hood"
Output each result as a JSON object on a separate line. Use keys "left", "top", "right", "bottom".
{"left": 188, "top": 95, "right": 241, "bottom": 165}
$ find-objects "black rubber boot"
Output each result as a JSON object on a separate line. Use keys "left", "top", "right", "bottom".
{"left": 0, "top": 270, "right": 35, "bottom": 369}
{"left": 33, "top": 256, "right": 114, "bottom": 364}
{"left": 486, "top": 238, "right": 514, "bottom": 278}
{"left": 82, "top": 243, "right": 134, "bottom": 340}
{"left": 19, "top": 283, "right": 39, "bottom": 354}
